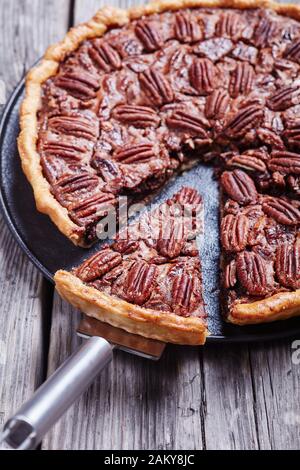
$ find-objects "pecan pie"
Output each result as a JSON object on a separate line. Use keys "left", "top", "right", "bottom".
{"left": 55, "top": 187, "right": 208, "bottom": 344}
{"left": 19, "top": 1, "right": 300, "bottom": 335}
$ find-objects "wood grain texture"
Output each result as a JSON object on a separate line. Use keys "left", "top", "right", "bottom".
{"left": 0, "top": 0, "right": 71, "bottom": 100}
{"left": 201, "top": 345, "right": 260, "bottom": 450}
{"left": 249, "top": 341, "right": 300, "bottom": 450}
{"left": 43, "top": 296, "right": 206, "bottom": 450}
{"left": 73, "top": 0, "right": 146, "bottom": 23}
{"left": 0, "top": 0, "right": 70, "bottom": 449}
{"left": 0, "top": 217, "right": 44, "bottom": 448}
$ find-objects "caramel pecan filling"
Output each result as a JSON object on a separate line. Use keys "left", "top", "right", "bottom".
{"left": 220, "top": 170, "right": 300, "bottom": 313}
{"left": 74, "top": 187, "right": 206, "bottom": 318}
{"left": 37, "top": 7, "right": 300, "bottom": 315}
{"left": 38, "top": 8, "right": 300, "bottom": 241}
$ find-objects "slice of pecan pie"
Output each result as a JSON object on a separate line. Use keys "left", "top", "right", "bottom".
{"left": 19, "top": 1, "right": 300, "bottom": 327}
{"left": 220, "top": 168, "right": 300, "bottom": 325}
{"left": 55, "top": 187, "right": 208, "bottom": 345}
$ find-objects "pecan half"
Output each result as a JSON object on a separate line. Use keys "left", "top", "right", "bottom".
{"left": 48, "top": 114, "right": 98, "bottom": 140}
{"left": 55, "top": 70, "right": 99, "bottom": 100}
{"left": 166, "top": 110, "right": 209, "bottom": 139}
{"left": 252, "top": 17, "right": 277, "bottom": 48}
{"left": 215, "top": 12, "right": 244, "bottom": 38}
{"left": 205, "top": 89, "right": 230, "bottom": 119}
{"left": 157, "top": 221, "right": 185, "bottom": 259}
{"left": 135, "top": 21, "right": 162, "bottom": 52}
{"left": 262, "top": 197, "right": 300, "bottom": 225}
{"left": 236, "top": 251, "right": 271, "bottom": 296}
{"left": 114, "top": 143, "right": 156, "bottom": 164}
{"left": 88, "top": 40, "right": 121, "bottom": 72}
{"left": 54, "top": 173, "right": 99, "bottom": 200}
{"left": 174, "top": 187, "right": 202, "bottom": 206}
{"left": 221, "top": 170, "right": 258, "bottom": 205}
{"left": 224, "top": 105, "right": 263, "bottom": 138}
{"left": 267, "top": 86, "right": 300, "bottom": 111}
{"left": 70, "top": 192, "right": 116, "bottom": 225}
{"left": 113, "top": 105, "right": 160, "bottom": 128}
{"left": 41, "top": 138, "right": 86, "bottom": 161}
{"left": 76, "top": 249, "right": 122, "bottom": 282}
{"left": 283, "top": 122, "right": 300, "bottom": 150}
{"left": 229, "top": 62, "right": 254, "bottom": 98}
{"left": 284, "top": 38, "right": 300, "bottom": 63}
{"left": 125, "top": 261, "right": 157, "bottom": 305}
{"left": 269, "top": 151, "right": 300, "bottom": 175}
{"left": 171, "top": 272, "right": 194, "bottom": 314}
{"left": 221, "top": 214, "right": 249, "bottom": 252}
{"left": 40, "top": 156, "right": 84, "bottom": 184}
{"left": 189, "top": 58, "right": 215, "bottom": 95}
{"left": 227, "top": 154, "right": 267, "bottom": 173}
{"left": 174, "top": 12, "right": 202, "bottom": 43}
{"left": 139, "top": 68, "right": 173, "bottom": 106}
{"left": 223, "top": 260, "right": 237, "bottom": 289}
{"left": 275, "top": 242, "right": 300, "bottom": 289}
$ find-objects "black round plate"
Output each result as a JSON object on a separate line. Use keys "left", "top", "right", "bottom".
{"left": 1, "top": 79, "right": 300, "bottom": 343}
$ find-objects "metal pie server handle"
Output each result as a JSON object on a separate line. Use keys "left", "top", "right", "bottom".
{"left": 0, "top": 337, "right": 113, "bottom": 450}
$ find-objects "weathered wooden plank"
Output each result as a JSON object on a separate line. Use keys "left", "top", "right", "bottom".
{"left": 201, "top": 344, "right": 260, "bottom": 450}
{"left": 249, "top": 340, "right": 300, "bottom": 450}
{"left": 73, "top": 0, "right": 145, "bottom": 24}
{"left": 0, "top": 0, "right": 71, "bottom": 101}
{"left": 202, "top": 340, "right": 300, "bottom": 450}
{"left": 0, "top": 218, "right": 45, "bottom": 447}
{"left": 0, "top": 0, "right": 71, "bottom": 449}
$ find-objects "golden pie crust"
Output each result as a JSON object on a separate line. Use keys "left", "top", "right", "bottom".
{"left": 55, "top": 270, "right": 208, "bottom": 345}
{"left": 20, "top": 0, "right": 300, "bottom": 335}
{"left": 228, "top": 289, "right": 300, "bottom": 325}
{"left": 54, "top": 267, "right": 300, "bottom": 342}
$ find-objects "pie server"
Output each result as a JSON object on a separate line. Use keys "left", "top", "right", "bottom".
{"left": 0, "top": 316, "right": 166, "bottom": 450}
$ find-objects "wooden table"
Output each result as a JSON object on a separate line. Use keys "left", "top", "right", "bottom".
{"left": 0, "top": 0, "right": 300, "bottom": 451}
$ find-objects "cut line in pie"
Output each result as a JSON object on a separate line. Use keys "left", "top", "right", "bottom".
{"left": 55, "top": 187, "right": 208, "bottom": 345}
